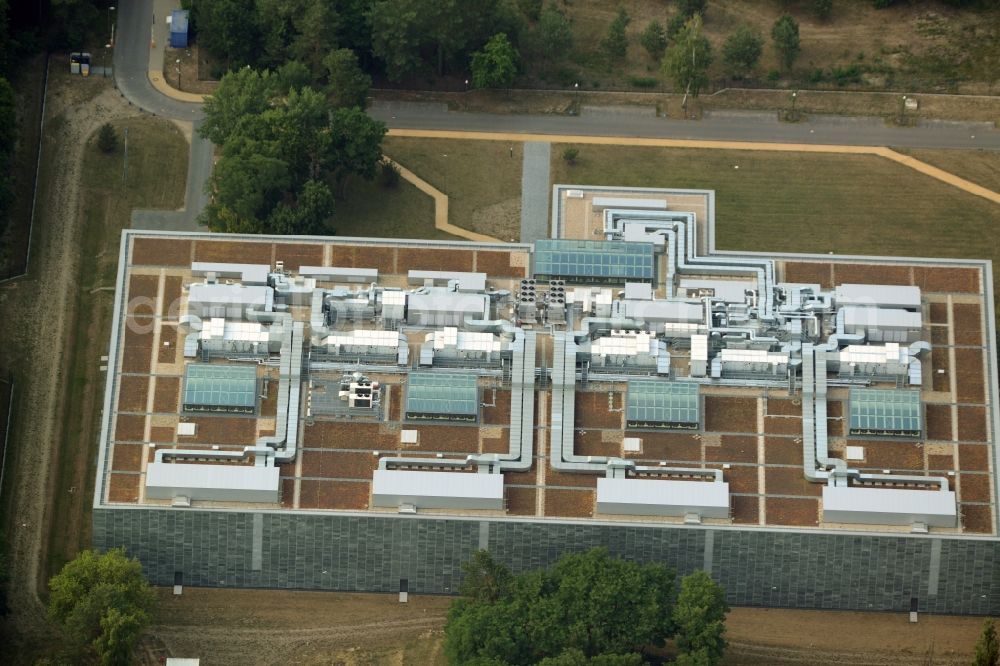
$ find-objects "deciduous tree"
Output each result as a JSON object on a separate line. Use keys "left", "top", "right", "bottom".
{"left": 48, "top": 549, "right": 156, "bottom": 665}
{"left": 975, "top": 620, "right": 1000, "bottom": 666}
{"left": 771, "top": 14, "right": 801, "bottom": 70}
{"left": 672, "top": 570, "right": 729, "bottom": 666}
{"left": 640, "top": 21, "right": 667, "bottom": 61}
{"left": 445, "top": 548, "right": 676, "bottom": 664}
{"left": 323, "top": 48, "right": 372, "bottom": 109}
{"left": 471, "top": 33, "right": 519, "bottom": 90}
{"left": 602, "top": 8, "right": 630, "bottom": 60}
{"left": 662, "top": 14, "right": 713, "bottom": 96}
{"left": 722, "top": 25, "right": 764, "bottom": 79}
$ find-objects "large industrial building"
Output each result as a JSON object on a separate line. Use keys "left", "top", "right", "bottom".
{"left": 93, "top": 186, "right": 1000, "bottom": 614}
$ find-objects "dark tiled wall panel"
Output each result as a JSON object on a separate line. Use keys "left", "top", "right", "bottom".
{"left": 93, "top": 509, "right": 1000, "bottom": 615}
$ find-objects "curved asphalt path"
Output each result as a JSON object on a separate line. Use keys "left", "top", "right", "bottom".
{"left": 115, "top": 1, "right": 999, "bottom": 232}
{"left": 115, "top": 0, "right": 211, "bottom": 229}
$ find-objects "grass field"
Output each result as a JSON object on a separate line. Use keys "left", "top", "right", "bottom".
{"left": 44, "top": 116, "right": 188, "bottom": 580}
{"left": 332, "top": 171, "right": 453, "bottom": 241}
{"left": 383, "top": 137, "right": 523, "bottom": 241}
{"left": 898, "top": 148, "right": 1000, "bottom": 193}
{"left": 551, "top": 143, "right": 1000, "bottom": 262}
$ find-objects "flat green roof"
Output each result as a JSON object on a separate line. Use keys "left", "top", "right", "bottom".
{"left": 182, "top": 364, "right": 257, "bottom": 412}
{"left": 405, "top": 372, "right": 478, "bottom": 418}
{"left": 627, "top": 380, "right": 700, "bottom": 428}
{"left": 848, "top": 388, "right": 921, "bottom": 437}
{"left": 534, "top": 239, "right": 654, "bottom": 282}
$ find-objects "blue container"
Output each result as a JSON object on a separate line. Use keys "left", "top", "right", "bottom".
{"left": 169, "top": 9, "right": 189, "bottom": 48}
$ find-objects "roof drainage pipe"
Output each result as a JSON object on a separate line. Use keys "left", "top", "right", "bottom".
{"left": 467, "top": 329, "right": 537, "bottom": 472}
{"left": 605, "top": 211, "right": 776, "bottom": 319}
{"left": 801, "top": 344, "right": 949, "bottom": 492}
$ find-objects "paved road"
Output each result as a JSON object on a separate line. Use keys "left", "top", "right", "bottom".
{"left": 115, "top": 0, "right": 999, "bottom": 233}
{"left": 370, "top": 101, "right": 1000, "bottom": 151}
{"left": 115, "top": 0, "right": 211, "bottom": 229}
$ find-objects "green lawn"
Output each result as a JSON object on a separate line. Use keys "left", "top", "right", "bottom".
{"left": 551, "top": 144, "right": 1000, "bottom": 262}
{"left": 45, "top": 116, "right": 188, "bottom": 581}
{"left": 899, "top": 148, "right": 1000, "bottom": 193}
{"left": 383, "top": 137, "right": 523, "bottom": 241}
{"left": 333, "top": 171, "right": 454, "bottom": 241}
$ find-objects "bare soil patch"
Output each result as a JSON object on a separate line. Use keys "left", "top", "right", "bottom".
{"left": 162, "top": 276, "right": 182, "bottom": 317}
{"left": 506, "top": 487, "right": 536, "bottom": 516}
{"left": 575, "top": 391, "right": 623, "bottom": 429}
{"left": 397, "top": 247, "right": 474, "bottom": 273}
{"left": 768, "top": 497, "right": 819, "bottom": 526}
{"left": 329, "top": 245, "right": 396, "bottom": 273}
{"left": 731, "top": 495, "right": 759, "bottom": 524}
{"left": 953, "top": 348, "right": 984, "bottom": 402}
{"left": 833, "top": 262, "right": 911, "bottom": 285}
{"left": 193, "top": 239, "right": 273, "bottom": 264}
{"left": 574, "top": 430, "right": 620, "bottom": 458}
{"left": 708, "top": 435, "right": 757, "bottom": 463}
{"left": 925, "top": 403, "right": 952, "bottom": 441}
{"left": 765, "top": 437, "right": 803, "bottom": 465}
{"left": 957, "top": 406, "right": 988, "bottom": 443}
{"left": 131, "top": 237, "right": 192, "bottom": 267}
{"left": 960, "top": 504, "right": 993, "bottom": 533}
{"left": 704, "top": 396, "right": 757, "bottom": 432}
{"left": 766, "top": 467, "right": 822, "bottom": 497}
{"left": 110, "top": 443, "right": 144, "bottom": 473}
{"left": 274, "top": 243, "right": 324, "bottom": 271}
{"left": 931, "top": 351, "right": 951, "bottom": 392}
{"left": 856, "top": 440, "right": 924, "bottom": 471}
{"left": 545, "top": 466, "right": 598, "bottom": 488}
{"left": 117, "top": 375, "right": 150, "bottom": 412}
{"left": 722, "top": 465, "right": 758, "bottom": 495}
{"left": 959, "top": 473, "right": 991, "bottom": 503}
{"left": 780, "top": 261, "right": 834, "bottom": 288}
{"left": 929, "top": 302, "right": 948, "bottom": 324}
{"left": 630, "top": 431, "right": 701, "bottom": 462}
{"left": 912, "top": 266, "right": 981, "bottom": 294}
{"left": 958, "top": 444, "right": 988, "bottom": 472}
{"left": 476, "top": 250, "right": 527, "bottom": 278}
{"left": 544, "top": 488, "right": 594, "bottom": 518}
{"left": 481, "top": 389, "right": 512, "bottom": 425}
{"left": 952, "top": 303, "right": 983, "bottom": 345}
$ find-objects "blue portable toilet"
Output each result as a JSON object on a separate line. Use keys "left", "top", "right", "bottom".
{"left": 170, "top": 9, "right": 189, "bottom": 48}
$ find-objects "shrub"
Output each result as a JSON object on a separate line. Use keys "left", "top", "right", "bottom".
{"left": 627, "top": 75, "right": 659, "bottom": 88}
{"left": 767, "top": 69, "right": 781, "bottom": 82}
{"left": 378, "top": 159, "right": 401, "bottom": 188}
{"left": 97, "top": 123, "right": 118, "bottom": 153}
{"left": 814, "top": 0, "right": 833, "bottom": 20}
{"left": 562, "top": 147, "right": 579, "bottom": 164}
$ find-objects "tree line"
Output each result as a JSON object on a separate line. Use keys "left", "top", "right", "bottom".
{"left": 447, "top": 548, "right": 730, "bottom": 665}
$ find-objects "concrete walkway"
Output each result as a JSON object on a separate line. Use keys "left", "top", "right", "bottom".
{"left": 387, "top": 129, "right": 1000, "bottom": 206}
{"left": 520, "top": 142, "right": 551, "bottom": 243}
{"left": 385, "top": 158, "right": 503, "bottom": 243}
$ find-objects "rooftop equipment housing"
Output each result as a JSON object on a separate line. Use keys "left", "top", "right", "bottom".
{"left": 371, "top": 470, "right": 504, "bottom": 510}
{"left": 145, "top": 462, "right": 279, "bottom": 503}
{"left": 822, "top": 485, "right": 956, "bottom": 527}
{"left": 596, "top": 477, "right": 730, "bottom": 518}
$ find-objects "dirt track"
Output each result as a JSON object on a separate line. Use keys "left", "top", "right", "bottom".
{"left": 0, "top": 71, "right": 146, "bottom": 656}
{"left": 143, "top": 588, "right": 994, "bottom": 665}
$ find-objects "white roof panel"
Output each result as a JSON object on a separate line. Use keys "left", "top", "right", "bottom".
{"left": 597, "top": 478, "right": 730, "bottom": 518}
{"left": 145, "top": 462, "right": 280, "bottom": 503}
{"left": 822, "top": 486, "right": 956, "bottom": 527}
{"left": 372, "top": 470, "right": 503, "bottom": 510}
{"left": 835, "top": 284, "right": 921, "bottom": 309}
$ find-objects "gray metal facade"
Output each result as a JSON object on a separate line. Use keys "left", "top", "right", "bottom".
{"left": 93, "top": 507, "right": 1000, "bottom": 615}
